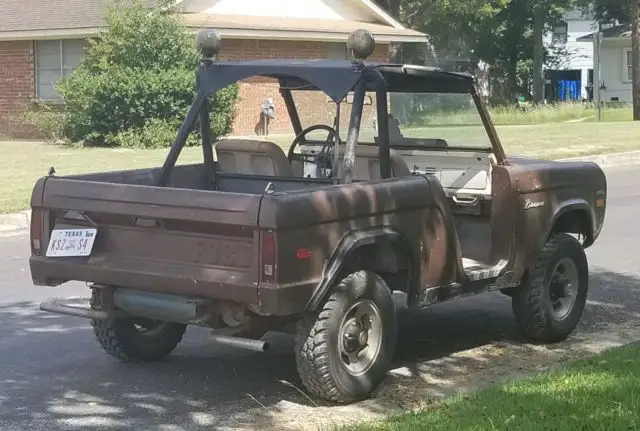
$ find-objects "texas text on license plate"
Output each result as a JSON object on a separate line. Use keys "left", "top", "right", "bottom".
{"left": 45, "top": 228, "right": 97, "bottom": 257}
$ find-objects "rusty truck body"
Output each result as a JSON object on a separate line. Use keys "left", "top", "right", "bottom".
{"left": 29, "top": 30, "right": 606, "bottom": 403}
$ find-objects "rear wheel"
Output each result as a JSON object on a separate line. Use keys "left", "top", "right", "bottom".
{"left": 512, "top": 233, "right": 588, "bottom": 343}
{"left": 294, "top": 271, "right": 397, "bottom": 403}
{"left": 90, "top": 290, "right": 187, "bottom": 362}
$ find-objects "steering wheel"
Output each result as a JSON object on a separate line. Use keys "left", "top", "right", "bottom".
{"left": 287, "top": 124, "right": 340, "bottom": 162}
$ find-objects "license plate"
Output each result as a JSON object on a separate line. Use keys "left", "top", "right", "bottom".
{"left": 46, "top": 228, "right": 97, "bottom": 257}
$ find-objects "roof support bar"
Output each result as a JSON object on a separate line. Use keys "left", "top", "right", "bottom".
{"left": 341, "top": 77, "right": 367, "bottom": 184}
{"left": 200, "top": 95, "right": 217, "bottom": 189}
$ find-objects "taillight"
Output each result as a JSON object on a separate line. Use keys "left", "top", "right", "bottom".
{"left": 30, "top": 209, "right": 43, "bottom": 256}
{"left": 260, "top": 230, "right": 276, "bottom": 283}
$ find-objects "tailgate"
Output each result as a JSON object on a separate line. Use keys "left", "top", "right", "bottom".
{"left": 29, "top": 177, "right": 262, "bottom": 304}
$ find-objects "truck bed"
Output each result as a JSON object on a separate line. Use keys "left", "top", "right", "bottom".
{"left": 29, "top": 165, "right": 270, "bottom": 304}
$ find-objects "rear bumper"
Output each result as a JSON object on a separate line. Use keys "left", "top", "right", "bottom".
{"left": 30, "top": 255, "right": 258, "bottom": 303}
{"left": 29, "top": 256, "right": 315, "bottom": 316}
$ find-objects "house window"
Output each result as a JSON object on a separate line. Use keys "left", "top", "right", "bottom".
{"left": 35, "top": 39, "right": 87, "bottom": 100}
{"left": 326, "top": 43, "right": 347, "bottom": 60}
{"left": 624, "top": 48, "right": 632, "bottom": 83}
{"left": 551, "top": 21, "right": 568, "bottom": 45}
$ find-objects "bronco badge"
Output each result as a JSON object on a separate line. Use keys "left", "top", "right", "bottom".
{"left": 524, "top": 199, "right": 545, "bottom": 210}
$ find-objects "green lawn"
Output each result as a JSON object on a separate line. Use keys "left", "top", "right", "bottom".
{"left": 2, "top": 120, "right": 640, "bottom": 214}
{"left": 346, "top": 343, "right": 640, "bottom": 431}
{"left": 0, "top": 143, "right": 202, "bottom": 215}
{"left": 408, "top": 104, "right": 632, "bottom": 127}
{"left": 490, "top": 104, "right": 632, "bottom": 125}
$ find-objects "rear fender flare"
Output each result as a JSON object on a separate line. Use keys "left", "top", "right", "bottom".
{"left": 305, "top": 227, "right": 417, "bottom": 311}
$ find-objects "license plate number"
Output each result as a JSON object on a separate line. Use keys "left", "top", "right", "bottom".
{"left": 46, "top": 228, "right": 97, "bottom": 257}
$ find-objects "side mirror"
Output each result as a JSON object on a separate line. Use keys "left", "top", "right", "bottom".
{"left": 345, "top": 94, "right": 373, "bottom": 106}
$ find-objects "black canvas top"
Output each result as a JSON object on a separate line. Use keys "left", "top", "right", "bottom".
{"left": 197, "top": 59, "right": 475, "bottom": 101}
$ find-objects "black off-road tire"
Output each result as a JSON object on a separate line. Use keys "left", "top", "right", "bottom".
{"left": 90, "top": 290, "right": 187, "bottom": 362}
{"left": 512, "top": 233, "right": 589, "bottom": 343}
{"left": 294, "top": 271, "right": 397, "bottom": 404}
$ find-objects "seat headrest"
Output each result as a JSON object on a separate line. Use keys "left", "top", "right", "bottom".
{"left": 215, "top": 139, "right": 292, "bottom": 177}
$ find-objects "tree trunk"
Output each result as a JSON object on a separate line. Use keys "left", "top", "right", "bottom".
{"left": 532, "top": 7, "right": 545, "bottom": 103}
{"left": 632, "top": 0, "right": 640, "bottom": 120}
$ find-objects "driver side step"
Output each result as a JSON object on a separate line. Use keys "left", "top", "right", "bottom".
{"left": 463, "top": 258, "right": 508, "bottom": 281}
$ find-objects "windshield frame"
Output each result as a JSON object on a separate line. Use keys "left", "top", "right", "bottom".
{"left": 282, "top": 66, "right": 505, "bottom": 163}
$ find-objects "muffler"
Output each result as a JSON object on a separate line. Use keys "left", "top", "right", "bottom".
{"left": 113, "top": 289, "right": 208, "bottom": 324}
{"left": 209, "top": 333, "right": 270, "bottom": 352}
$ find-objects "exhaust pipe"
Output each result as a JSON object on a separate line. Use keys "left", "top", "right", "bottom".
{"left": 209, "top": 334, "right": 270, "bottom": 352}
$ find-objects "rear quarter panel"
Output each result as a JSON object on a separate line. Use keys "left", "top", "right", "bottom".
{"left": 257, "top": 175, "right": 465, "bottom": 314}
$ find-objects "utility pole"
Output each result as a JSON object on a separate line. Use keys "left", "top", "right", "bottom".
{"left": 632, "top": 0, "right": 640, "bottom": 120}
{"left": 596, "top": 21, "right": 603, "bottom": 122}
{"left": 533, "top": 6, "right": 545, "bottom": 103}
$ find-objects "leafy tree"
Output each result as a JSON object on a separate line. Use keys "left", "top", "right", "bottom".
{"left": 584, "top": 0, "right": 632, "bottom": 21}
{"left": 530, "top": 0, "right": 578, "bottom": 102}
{"left": 379, "top": 0, "right": 586, "bottom": 102}
{"left": 58, "top": 0, "right": 239, "bottom": 147}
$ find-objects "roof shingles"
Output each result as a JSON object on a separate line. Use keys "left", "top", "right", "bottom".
{"left": 0, "top": 0, "right": 425, "bottom": 42}
{"left": 0, "top": 0, "right": 159, "bottom": 33}
{"left": 1, "top": 0, "right": 106, "bottom": 32}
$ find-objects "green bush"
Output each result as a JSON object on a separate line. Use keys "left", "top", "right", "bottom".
{"left": 109, "top": 117, "right": 200, "bottom": 149}
{"left": 57, "top": 0, "right": 238, "bottom": 147}
{"left": 16, "top": 104, "right": 67, "bottom": 142}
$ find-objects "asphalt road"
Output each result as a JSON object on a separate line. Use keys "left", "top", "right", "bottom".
{"left": 1, "top": 165, "right": 639, "bottom": 430}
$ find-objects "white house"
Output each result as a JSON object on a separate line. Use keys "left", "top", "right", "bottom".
{"left": 577, "top": 24, "right": 632, "bottom": 104}
{"left": 543, "top": 8, "right": 597, "bottom": 102}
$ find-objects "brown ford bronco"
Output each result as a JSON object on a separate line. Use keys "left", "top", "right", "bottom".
{"left": 29, "top": 29, "right": 607, "bottom": 403}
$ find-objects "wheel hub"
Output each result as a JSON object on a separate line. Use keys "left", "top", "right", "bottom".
{"left": 342, "top": 321, "right": 363, "bottom": 352}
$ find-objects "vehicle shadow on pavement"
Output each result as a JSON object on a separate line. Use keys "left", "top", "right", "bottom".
{"left": 0, "top": 269, "right": 639, "bottom": 431}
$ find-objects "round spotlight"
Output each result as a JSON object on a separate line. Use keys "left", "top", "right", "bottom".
{"left": 196, "top": 29, "right": 222, "bottom": 59}
{"left": 347, "top": 29, "right": 376, "bottom": 61}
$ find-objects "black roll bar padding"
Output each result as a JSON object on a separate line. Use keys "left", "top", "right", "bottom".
{"left": 280, "top": 87, "right": 303, "bottom": 137}
{"left": 367, "top": 69, "right": 391, "bottom": 179}
{"left": 156, "top": 92, "right": 205, "bottom": 187}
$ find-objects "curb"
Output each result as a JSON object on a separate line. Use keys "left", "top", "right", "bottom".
{"left": 0, "top": 210, "right": 31, "bottom": 235}
{"left": 1, "top": 150, "right": 639, "bottom": 234}
{"left": 557, "top": 150, "right": 640, "bottom": 168}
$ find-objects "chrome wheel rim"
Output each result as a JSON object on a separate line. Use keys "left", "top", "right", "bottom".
{"left": 548, "top": 258, "right": 579, "bottom": 320}
{"left": 337, "top": 300, "right": 383, "bottom": 376}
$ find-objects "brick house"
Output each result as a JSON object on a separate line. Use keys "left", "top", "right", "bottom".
{"left": 0, "top": 0, "right": 426, "bottom": 138}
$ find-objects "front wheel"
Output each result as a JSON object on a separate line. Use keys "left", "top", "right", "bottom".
{"left": 294, "top": 271, "right": 397, "bottom": 403}
{"left": 512, "top": 233, "right": 589, "bottom": 343}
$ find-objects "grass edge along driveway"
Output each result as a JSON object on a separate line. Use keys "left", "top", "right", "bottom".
{"left": 344, "top": 342, "right": 640, "bottom": 431}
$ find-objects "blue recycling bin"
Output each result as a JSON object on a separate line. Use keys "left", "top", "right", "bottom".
{"left": 557, "top": 80, "right": 580, "bottom": 101}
